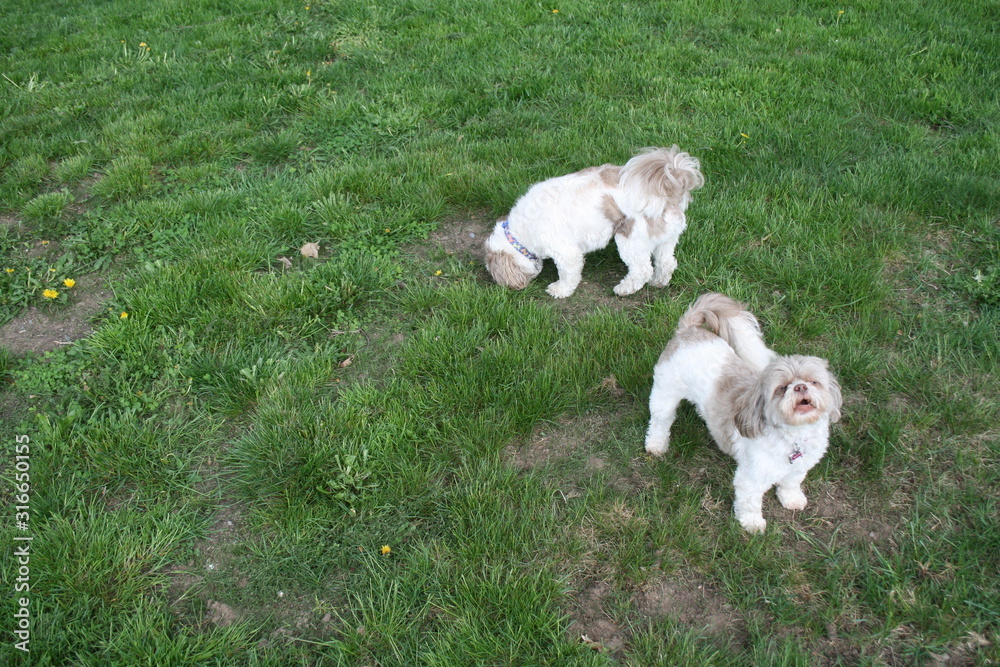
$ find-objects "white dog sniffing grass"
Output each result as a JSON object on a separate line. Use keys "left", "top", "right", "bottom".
{"left": 484, "top": 146, "right": 704, "bottom": 298}
{"left": 645, "top": 293, "right": 842, "bottom": 533}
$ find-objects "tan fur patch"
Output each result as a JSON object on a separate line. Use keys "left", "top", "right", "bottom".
{"left": 658, "top": 327, "right": 715, "bottom": 364}
{"left": 601, "top": 195, "right": 633, "bottom": 238}
{"left": 598, "top": 165, "right": 621, "bottom": 187}
{"left": 713, "top": 367, "right": 763, "bottom": 450}
{"left": 576, "top": 164, "right": 621, "bottom": 187}
{"left": 645, "top": 206, "right": 683, "bottom": 238}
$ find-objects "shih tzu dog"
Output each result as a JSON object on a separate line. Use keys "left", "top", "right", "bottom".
{"left": 644, "top": 293, "right": 842, "bottom": 533}
{"left": 484, "top": 146, "right": 704, "bottom": 298}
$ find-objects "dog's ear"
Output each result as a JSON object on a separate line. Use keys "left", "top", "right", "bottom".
{"left": 825, "top": 367, "right": 843, "bottom": 424}
{"left": 666, "top": 147, "right": 705, "bottom": 194}
{"left": 732, "top": 378, "right": 769, "bottom": 439}
{"left": 485, "top": 248, "right": 532, "bottom": 289}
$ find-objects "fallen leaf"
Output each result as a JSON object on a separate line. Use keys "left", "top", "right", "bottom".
{"left": 277, "top": 256, "right": 293, "bottom": 269}
{"left": 300, "top": 242, "right": 320, "bottom": 259}
{"left": 339, "top": 356, "right": 353, "bottom": 368}
{"left": 580, "top": 635, "right": 604, "bottom": 652}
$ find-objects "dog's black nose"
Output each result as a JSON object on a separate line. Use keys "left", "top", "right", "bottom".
{"left": 793, "top": 383, "right": 809, "bottom": 394}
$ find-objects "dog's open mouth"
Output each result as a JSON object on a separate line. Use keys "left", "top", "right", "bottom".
{"left": 794, "top": 397, "right": 815, "bottom": 413}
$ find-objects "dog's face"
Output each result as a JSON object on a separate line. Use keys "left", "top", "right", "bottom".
{"left": 735, "top": 355, "right": 842, "bottom": 437}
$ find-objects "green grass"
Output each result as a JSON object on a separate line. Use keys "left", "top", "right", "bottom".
{"left": 1, "top": 0, "right": 998, "bottom": 664}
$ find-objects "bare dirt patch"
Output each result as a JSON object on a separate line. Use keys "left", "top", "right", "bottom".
{"left": 506, "top": 415, "right": 593, "bottom": 471}
{"left": 633, "top": 574, "right": 745, "bottom": 643}
{"left": 166, "top": 499, "right": 246, "bottom": 601}
{"left": 205, "top": 599, "right": 240, "bottom": 628}
{"left": 565, "top": 572, "right": 747, "bottom": 657}
{"left": 424, "top": 213, "right": 492, "bottom": 267}
{"left": 1, "top": 214, "right": 23, "bottom": 231}
{"left": 785, "top": 478, "right": 902, "bottom": 552}
{"left": 567, "top": 579, "right": 627, "bottom": 655}
{"left": 0, "top": 273, "right": 113, "bottom": 355}
{"left": 164, "top": 492, "right": 337, "bottom": 645}
{"left": 504, "top": 405, "right": 652, "bottom": 500}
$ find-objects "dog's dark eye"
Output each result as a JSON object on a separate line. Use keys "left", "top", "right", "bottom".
{"left": 775, "top": 384, "right": 788, "bottom": 396}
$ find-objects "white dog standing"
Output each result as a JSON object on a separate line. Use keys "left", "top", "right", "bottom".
{"left": 484, "top": 146, "right": 704, "bottom": 298}
{"left": 645, "top": 293, "right": 842, "bottom": 532}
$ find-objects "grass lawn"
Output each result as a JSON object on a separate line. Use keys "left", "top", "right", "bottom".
{"left": 1, "top": 0, "right": 997, "bottom": 664}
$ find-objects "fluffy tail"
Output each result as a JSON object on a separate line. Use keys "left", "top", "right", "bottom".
{"left": 618, "top": 146, "right": 704, "bottom": 209}
{"left": 676, "top": 293, "right": 776, "bottom": 371}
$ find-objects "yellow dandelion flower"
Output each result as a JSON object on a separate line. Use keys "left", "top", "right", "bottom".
{"left": 434, "top": 270, "right": 442, "bottom": 276}
{"left": 63, "top": 278, "right": 76, "bottom": 288}
{"left": 139, "top": 42, "right": 147, "bottom": 47}
{"left": 552, "top": 9, "right": 559, "bottom": 13}
{"left": 380, "top": 545, "right": 391, "bottom": 555}
{"left": 49, "top": 267, "right": 56, "bottom": 272}
{"left": 43, "top": 289, "right": 59, "bottom": 299}
{"left": 120, "top": 312, "right": 129, "bottom": 319}
{"left": 4, "top": 268, "right": 13, "bottom": 274}
{"left": 740, "top": 133, "right": 749, "bottom": 139}
{"left": 41, "top": 240, "right": 50, "bottom": 245}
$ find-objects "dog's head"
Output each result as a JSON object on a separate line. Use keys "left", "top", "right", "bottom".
{"left": 734, "top": 355, "right": 842, "bottom": 438}
{"left": 621, "top": 146, "right": 705, "bottom": 205}
{"left": 483, "top": 221, "right": 542, "bottom": 289}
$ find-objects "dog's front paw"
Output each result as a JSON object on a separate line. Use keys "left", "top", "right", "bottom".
{"left": 546, "top": 282, "right": 576, "bottom": 298}
{"left": 737, "top": 513, "right": 767, "bottom": 533}
{"left": 613, "top": 280, "right": 643, "bottom": 296}
{"left": 644, "top": 438, "right": 670, "bottom": 457}
{"left": 649, "top": 272, "right": 674, "bottom": 288}
{"left": 650, "top": 265, "right": 676, "bottom": 288}
{"left": 777, "top": 487, "right": 808, "bottom": 511}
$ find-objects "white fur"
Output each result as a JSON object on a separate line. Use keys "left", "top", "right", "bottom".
{"left": 645, "top": 293, "right": 843, "bottom": 533}
{"left": 484, "top": 146, "right": 704, "bottom": 298}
